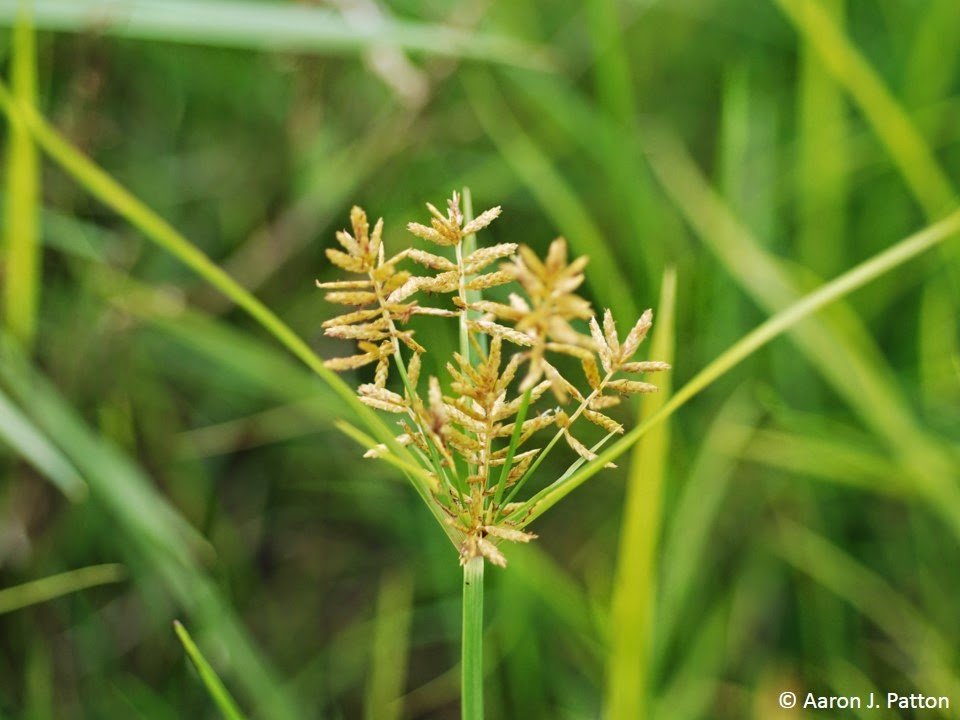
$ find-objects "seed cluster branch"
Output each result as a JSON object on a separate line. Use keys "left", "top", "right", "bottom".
{"left": 318, "top": 192, "right": 669, "bottom": 567}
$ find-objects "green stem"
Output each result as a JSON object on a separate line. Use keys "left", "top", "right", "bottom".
{"left": 461, "top": 556, "right": 484, "bottom": 720}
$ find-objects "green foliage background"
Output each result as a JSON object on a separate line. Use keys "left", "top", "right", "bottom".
{"left": 0, "top": 0, "right": 958, "bottom": 718}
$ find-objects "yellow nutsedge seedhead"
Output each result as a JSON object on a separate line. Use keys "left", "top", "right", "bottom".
{"left": 318, "top": 192, "right": 669, "bottom": 567}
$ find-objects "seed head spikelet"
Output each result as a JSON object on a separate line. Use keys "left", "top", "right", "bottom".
{"left": 318, "top": 192, "right": 669, "bottom": 566}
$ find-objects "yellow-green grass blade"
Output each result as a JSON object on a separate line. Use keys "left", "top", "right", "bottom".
{"left": 0, "top": 81, "right": 414, "bottom": 476}
{"left": 462, "top": 70, "right": 638, "bottom": 322}
{"left": 0, "top": 0, "right": 555, "bottom": 72}
{"left": 0, "top": 564, "right": 126, "bottom": 615}
{"left": 604, "top": 266, "right": 675, "bottom": 720}
{"left": 796, "top": 0, "right": 849, "bottom": 278}
{"left": 518, "top": 205, "right": 960, "bottom": 523}
{"left": 0, "top": 383, "right": 87, "bottom": 501}
{"left": 775, "top": 0, "right": 957, "bottom": 220}
{"left": 3, "top": 0, "right": 40, "bottom": 350}
{"left": 174, "top": 621, "right": 247, "bottom": 720}
{"left": 363, "top": 568, "right": 414, "bottom": 720}
{"left": 773, "top": 519, "right": 960, "bottom": 700}
{"left": 642, "top": 127, "right": 960, "bottom": 527}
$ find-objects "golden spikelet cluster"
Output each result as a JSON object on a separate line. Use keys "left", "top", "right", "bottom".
{"left": 319, "top": 192, "right": 669, "bottom": 567}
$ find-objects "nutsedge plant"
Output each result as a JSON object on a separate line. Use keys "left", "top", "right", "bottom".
{"left": 318, "top": 191, "right": 668, "bottom": 717}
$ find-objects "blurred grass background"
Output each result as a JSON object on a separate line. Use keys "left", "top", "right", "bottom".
{"left": 1, "top": 0, "right": 959, "bottom": 718}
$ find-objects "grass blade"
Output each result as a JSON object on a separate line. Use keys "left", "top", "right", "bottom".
{"left": 3, "top": 0, "right": 40, "bottom": 350}
{"left": 363, "top": 569, "right": 414, "bottom": 720}
{"left": 518, "top": 205, "right": 960, "bottom": 523}
{"left": 604, "top": 266, "right": 675, "bottom": 720}
{"left": 0, "top": 0, "right": 555, "bottom": 71}
{"left": 174, "top": 621, "right": 247, "bottom": 720}
{"left": 0, "top": 384, "right": 87, "bottom": 501}
{"left": 0, "top": 564, "right": 126, "bottom": 615}
{"left": 796, "top": 0, "right": 849, "bottom": 277}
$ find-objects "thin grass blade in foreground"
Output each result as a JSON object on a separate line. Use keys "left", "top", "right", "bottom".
{"left": 604, "top": 267, "right": 676, "bottom": 719}
{"left": 174, "top": 621, "right": 247, "bottom": 720}
{"left": 0, "top": 564, "right": 126, "bottom": 615}
{"left": 3, "top": 0, "right": 40, "bottom": 350}
{"left": 0, "top": 0, "right": 555, "bottom": 71}
{"left": 515, "top": 205, "right": 960, "bottom": 524}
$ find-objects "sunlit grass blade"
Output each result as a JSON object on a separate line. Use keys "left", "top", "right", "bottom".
{"left": 363, "top": 568, "right": 414, "bottom": 720}
{"left": 0, "top": 384, "right": 87, "bottom": 501}
{"left": 174, "top": 621, "right": 247, "bottom": 720}
{"left": 462, "top": 70, "right": 637, "bottom": 322}
{"left": 775, "top": 0, "right": 957, "bottom": 219}
{"left": 517, "top": 205, "right": 960, "bottom": 524}
{"left": 3, "top": 0, "right": 40, "bottom": 351}
{"left": 773, "top": 519, "right": 960, "bottom": 698}
{"left": 604, "top": 266, "right": 675, "bottom": 720}
{"left": 0, "top": 0, "right": 556, "bottom": 71}
{"left": 0, "top": 564, "right": 126, "bottom": 615}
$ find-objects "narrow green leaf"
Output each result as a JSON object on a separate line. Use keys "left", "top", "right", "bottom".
{"left": 493, "top": 387, "right": 530, "bottom": 508}
{"left": 604, "top": 267, "right": 675, "bottom": 720}
{"left": 363, "top": 569, "right": 414, "bottom": 720}
{"left": 519, "top": 205, "right": 960, "bottom": 523}
{"left": 3, "top": 0, "right": 40, "bottom": 350}
{"left": 174, "top": 621, "right": 247, "bottom": 720}
{"left": 0, "top": 384, "right": 87, "bottom": 501}
{"left": 796, "top": 0, "right": 849, "bottom": 277}
{"left": 0, "top": 564, "right": 126, "bottom": 615}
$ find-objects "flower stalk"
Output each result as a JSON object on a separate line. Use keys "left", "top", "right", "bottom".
{"left": 317, "top": 191, "right": 668, "bottom": 717}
